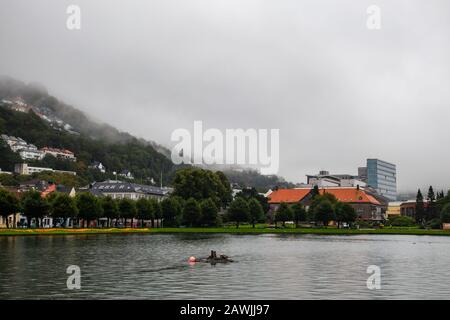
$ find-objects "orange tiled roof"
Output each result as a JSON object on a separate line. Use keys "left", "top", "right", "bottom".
{"left": 268, "top": 189, "right": 311, "bottom": 203}
{"left": 319, "top": 188, "right": 381, "bottom": 205}
{"left": 268, "top": 187, "right": 381, "bottom": 205}
{"left": 41, "top": 184, "right": 56, "bottom": 198}
{"left": 41, "top": 147, "right": 74, "bottom": 155}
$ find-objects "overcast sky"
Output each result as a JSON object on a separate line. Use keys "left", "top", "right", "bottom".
{"left": 1, "top": 0, "right": 450, "bottom": 192}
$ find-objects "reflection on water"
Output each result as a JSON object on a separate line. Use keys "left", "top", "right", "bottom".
{"left": 1, "top": 233, "right": 450, "bottom": 299}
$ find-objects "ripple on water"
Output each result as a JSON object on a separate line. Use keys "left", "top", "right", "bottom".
{"left": 1, "top": 233, "right": 450, "bottom": 299}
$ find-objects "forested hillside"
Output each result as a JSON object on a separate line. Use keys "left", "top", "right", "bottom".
{"left": 0, "top": 105, "right": 176, "bottom": 185}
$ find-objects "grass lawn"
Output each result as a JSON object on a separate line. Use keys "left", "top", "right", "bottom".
{"left": 1, "top": 225, "right": 450, "bottom": 236}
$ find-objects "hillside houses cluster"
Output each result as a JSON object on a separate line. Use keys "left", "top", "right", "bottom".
{"left": 1, "top": 97, "right": 79, "bottom": 135}
{"left": 1, "top": 134, "right": 76, "bottom": 161}
{"left": 1, "top": 132, "right": 137, "bottom": 179}
{"left": 88, "top": 162, "right": 136, "bottom": 180}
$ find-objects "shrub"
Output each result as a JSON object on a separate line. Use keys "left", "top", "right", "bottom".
{"left": 427, "top": 218, "right": 442, "bottom": 230}
{"left": 388, "top": 215, "right": 416, "bottom": 227}
{"left": 440, "top": 203, "right": 450, "bottom": 223}
{"left": 355, "top": 218, "right": 371, "bottom": 228}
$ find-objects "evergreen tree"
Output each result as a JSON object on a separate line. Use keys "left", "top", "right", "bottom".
{"left": 427, "top": 186, "right": 437, "bottom": 220}
{"left": 441, "top": 203, "right": 450, "bottom": 224}
{"left": 415, "top": 189, "right": 425, "bottom": 224}
{"left": 311, "top": 185, "right": 320, "bottom": 199}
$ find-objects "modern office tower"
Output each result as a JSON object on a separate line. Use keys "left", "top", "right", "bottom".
{"left": 366, "top": 158, "right": 397, "bottom": 201}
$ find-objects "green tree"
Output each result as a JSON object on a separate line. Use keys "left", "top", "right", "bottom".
{"left": 440, "top": 203, "right": 450, "bottom": 223}
{"left": 389, "top": 215, "right": 416, "bottom": 227}
{"left": 172, "top": 168, "right": 232, "bottom": 208}
{"left": 200, "top": 198, "right": 219, "bottom": 227}
{"left": 101, "top": 196, "right": 119, "bottom": 227}
{"left": 415, "top": 189, "right": 425, "bottom": 224}
{"left": 228, "top": 197, "right": 250, "bottom": 228}
{"left": 76, "top": 192, "right": 102, "bottom": 228}
{"left": 292, "top": 203, "right": 306, "bottom": 228}
{"left": 22, "top": 190, "right": 50, "bottom": 228}
{"left": 334, "top": 202, "right": 356, "bottom": 228}
{"left": 235, "top": 187, "right": 270, "bottom": 213}
{"left": 183, "top": 198, "right": 202, "bottom": 227}
{"left": 426, "top": 186, "right": 437, "bottom": 220}
{"left": 215, "top": 171, "right": 233, "bottom": 207}
{"left": 119, "top": 198, "right": 137, "bottom": 227}
{"left": 0, "top": 188, "right": 20, "bottom": 228}
{"left": 275, "top": 203, "right": 293, "bottom": 227}
{"left": 50, "top": 193, "right": 78, "bottom": 227}
{"left": 136, "top": 198, "right": 153, "bottom": 228}
{"left": 314, "top": 199, "right": 335, "bottom": 227}
{"left": 248, "top": 198, "right": 264, "bottom": 228}
{"left": 149, "top": 198, "right": 161, "bottom": 228}
{"left": 311, "top": 185, "right": 320, "bottom": 199}
{"left": 161, "top": 197, "right": 182, "bottom": 227}
{"left": 0, "top": 141, "right": 21, "bottom": 172}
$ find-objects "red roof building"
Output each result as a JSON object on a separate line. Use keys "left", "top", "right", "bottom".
{"left": 268, "top": 188, "right": 311, "bottom": 204}
{"left": 267, "top": 187, "right": 387, "bottom": 221}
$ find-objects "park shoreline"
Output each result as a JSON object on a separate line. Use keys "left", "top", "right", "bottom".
{"left": 1, "top": 227, "right": 450, "bottom": 237}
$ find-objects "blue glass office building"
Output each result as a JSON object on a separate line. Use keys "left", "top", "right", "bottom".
{"left": 366, "top": 159, "right": 397, "bottom": 201}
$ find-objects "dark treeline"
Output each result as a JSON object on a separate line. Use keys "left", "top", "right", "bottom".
{"left": 413, "top": 186, "right": 450, "bottom": 229}
{"left": 0, "top": 168, "right": 268, "bottom": 229}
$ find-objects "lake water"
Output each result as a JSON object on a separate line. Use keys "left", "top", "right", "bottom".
{"left": 1, "top": 233, "right": 450, "bottom": 299}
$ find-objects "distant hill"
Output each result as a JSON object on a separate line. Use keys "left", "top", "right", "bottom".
{"left": 0, "top": 76, "right": 171, "bottom": 156}
{"left": 0, "top": 76, "right": 293, "bottom": 190}
{"left": 221, "top": 169, "right": 296, "bottom": 192}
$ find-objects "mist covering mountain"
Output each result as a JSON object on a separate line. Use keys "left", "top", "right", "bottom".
{"left": 0, "top": 76, "right": 170, "bottom": 156}
{"left": 0, "top": 76, "right": 292, "bottom": 191}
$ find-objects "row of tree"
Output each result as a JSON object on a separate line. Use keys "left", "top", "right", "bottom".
{"left": 224, "top": 191, "right": 357, "bottom": 228}
{"left": 415, "top": 187, "right": 450, "bottom": 226}
{"left": 274, "top": 193, "right": 357, "bottom": 228}
{"left": 0, "top": 188, "right": 166, "bottom": 228}
{"left": 0, "top": 188, "right": 224, "bottom": 229}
